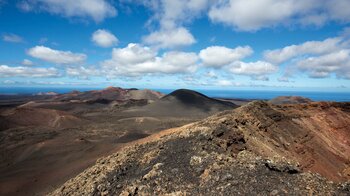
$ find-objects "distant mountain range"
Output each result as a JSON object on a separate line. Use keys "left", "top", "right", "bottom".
{"left": 51, "top": 86, "right": 164, "bottom": 102}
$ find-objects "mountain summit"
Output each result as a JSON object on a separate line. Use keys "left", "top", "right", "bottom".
{"left": 130, "top": 89, "right": 236, "bottom": 117}
{"left": 162, "top": 89, "right": 234, "bottom": 107}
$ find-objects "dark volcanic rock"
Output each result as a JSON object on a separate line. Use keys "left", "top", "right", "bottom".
{"left": 162, "top": 89, "right": 235, "bottom": 108}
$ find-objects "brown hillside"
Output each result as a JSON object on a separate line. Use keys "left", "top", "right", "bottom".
{"left": 0, "top": 107, "right": 86, "bottom": 130}
{"left": 50, "top": 101, "right": 350, "bottom": 195}
{"left": 269, "top": 96, "right": 313, "bottom": 104}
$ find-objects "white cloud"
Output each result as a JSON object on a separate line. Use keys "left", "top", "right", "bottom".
{"left": 159, "top": 0, "right": 208, "bottom": 29}
{"left": 2, "top": 33, "right": 23, "bottom": 43}
{"left": 278, "top": 77, "right": 290, "bottom": 82}
{"left": 160, "top": 51, "right": 198, "bottom": 73}
{"left": 143, "top": 27, "right": 196, "bottom": 49}
{"left": 263, "top": 34, "right": 350, "bottom": 80}
{"left": 199, "top": 45, "right": 253, "bottom": 67}
{"left": 127, "top": 0, "right": 350, "bottom": 34}
{"left": 217, "top": 80, "right": 234, "bottom": 86}
{"left": 22, "top": 59, "right": 34, "bottom": 66}
{"left": 66, "top": 66, "right": 100, "bottom": 79}
{"left": 27, "top": 46, "right": 87, "bottom": 64}
{"left": 2, "top": 80, "right": 17, "bottom": 85}
{"left": 18, "top": 0, "right": 117, "bottom": 22}
{"left": 208, "top": 0, "right": 350, "bottom": 31}
{"left": 134, "top": 0, "right": 350, "bottom": 51}
{"left": 92, "top": 29, "right": 118, "bottom": 47}
{"left": 140, "top": 0, "right": 209, "bottom": 29}
{"left": 0, "top": 65, "right": 59, "bottom": 77}
{"left": 264, "top": 37, "right": 342, "bottom": 64}
{"left": 110, "top": 43, "right": 156, "bottom": 65}
{"left": 326, "top": 0, "right": 350, "bottom": 22}
{"left": 102, "top": 43, "right": 198, "bottom": 77}
{"left": 228, "top": 61, "right": 278, "bottom": 79}
{"left": 138, "top": 0, "right": 207, "bottom": 49}
{"left": 209, "top": 0, "right": 296, "bottom": 31}
{"left": 182, "top": 77, "right": 210, "bottom": 86}
{"left": 297, "top": 50, "right": 350, "bottom": 79}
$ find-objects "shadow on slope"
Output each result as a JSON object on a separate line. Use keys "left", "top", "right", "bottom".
{"left": 123, "top": 89, "right": 237, "bottom": 117}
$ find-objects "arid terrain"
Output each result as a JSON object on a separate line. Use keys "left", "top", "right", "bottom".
{"left": 1, "top": 88, "right": 349, "bottom": 195}
{"left": 50, "top": 100, "right": 350, "bottom": 195}
{"left": 3, "top": 0, "right": 350, "bottom": 195}
{"left": 0, "top": 87, "right": 236, "bottom": 195}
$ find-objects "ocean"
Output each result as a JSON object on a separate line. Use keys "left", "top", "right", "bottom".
{"left": 0, "top": 87, "right": 349, "bottom": 102}
{"left": 156, "top": 89, "right": 350, "bottom": 102}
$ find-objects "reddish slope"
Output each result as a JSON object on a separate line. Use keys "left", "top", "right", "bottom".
{"left": 212, "top": 101, "right": 350, "bottom": 181}
{"left": 52, "top": 87, "right": 129, "bottom": 102}
{"left": 52, "top": 87, "right": 164, "bottom": 103}
{"left": 0, "top": 107, "right": 87, "bottom": 130}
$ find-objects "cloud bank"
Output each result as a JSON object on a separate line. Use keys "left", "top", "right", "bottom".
{"left": 27, "top": 46, "right": 87, "bottom": 64}
{"left": 18, "top": 0, "right": 117, "bottom": 22}
{"left": 0, "top": 65, "right": 59, "bottom": 77}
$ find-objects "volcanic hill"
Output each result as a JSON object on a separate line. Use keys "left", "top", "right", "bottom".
{"left": 15, "top": 87, "right": 165, "bottom": 114}
{"left": 50, "top": 101, "right": 350, "bottom": 195}
{"left": 126, "top": 89, "right": 237, "bottom": 117}
{"left": 52, "top": 87, "right": 164, "bottom": 103}
{"left": 162, "top": 89, "right": 235, "bottom": 108}
{"left": 269, "top": 96, "right": 313, "bottom": 105}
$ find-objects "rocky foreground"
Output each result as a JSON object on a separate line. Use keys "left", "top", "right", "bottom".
{"left": 50, "top": 101, "right": 350, "bottom": 195}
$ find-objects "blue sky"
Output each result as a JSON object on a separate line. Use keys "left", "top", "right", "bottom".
{"left": 1, "top": 0, "right": 350, "bottom": 91}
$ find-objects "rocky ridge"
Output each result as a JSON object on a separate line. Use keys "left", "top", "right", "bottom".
{"left": 52, "top": 87, "right": 164, "bottom": 102}
{"left": 50, "top": 101, "right": 350, "bottom": 195}
{"left": 269, "top": 96, "right": 313, "bottom": 105}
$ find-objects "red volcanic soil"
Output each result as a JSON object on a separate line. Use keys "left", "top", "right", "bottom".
{"left": 52, "top": 87, "right": 129, "bottom": 102}
{"left": 52, "top": 87, "right": 164, "bottom": 103}
{"left": 0, "top": 107, "right": 87, "bottom": 130}
{"left": 100, "top": 101, "right": 350, "bottom": 182}
{"left": 228, "top": 101, "right": 350, "bottom": 181}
